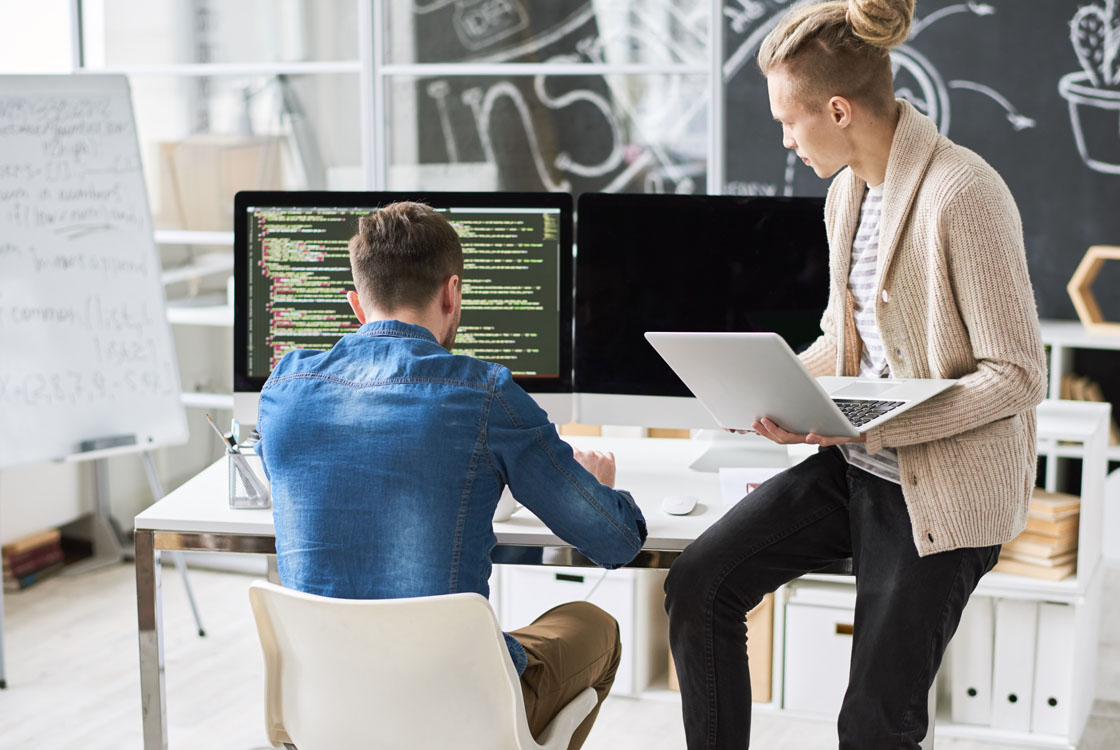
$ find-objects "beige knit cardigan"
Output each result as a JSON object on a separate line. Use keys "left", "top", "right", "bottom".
{"left": 798, "top": 99, "right": 1048, "bottom": 557}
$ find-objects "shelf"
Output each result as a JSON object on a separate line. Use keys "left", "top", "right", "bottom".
{"left": 1037, "top": 438, "right": 1120, "bottom": 462}
{"left": 1037, "top": 400, "right": 1111, "bottom": 443}
{"left": 154, "top": 230, "right": 234, "bottom": 246}
{"left": 974, "top": 567, "right": 1092, "bottom": 604}
{"left": 802, "top": 560, "right": 1097, "bottom": 605}
{"left": 380, "top": 62, "right": 708, "bottom": 76}
{"left": 161, "top": 253, "right": 233, "bottom": 286}
{"left": 165, "top": 302, "right": 233, "bottom": 327}
{"left": 80, "top": 60, "right": 361, "bottom": 77}
{"left": 181, "top": 392, "right": 234, "bottom": 411}
{"left": 935, "top": 712, "right": 1070, "bottom": 748}
{"left": 1040, "top": 318, "right": 1120, "bottom": 351}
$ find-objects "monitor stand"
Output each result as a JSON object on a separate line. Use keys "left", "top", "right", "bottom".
{"left": 688, "top": 430, "right": 790, "bottom": 473}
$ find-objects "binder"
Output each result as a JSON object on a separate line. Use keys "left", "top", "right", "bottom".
{"left": 1031, "top": 602, "right": 1075, "bottom": 735}
{"left": 990, "top": 599, "right": 1039, "bottom": 731}
{"left": 950, "top": 596, "right": 994, "bottom": 725}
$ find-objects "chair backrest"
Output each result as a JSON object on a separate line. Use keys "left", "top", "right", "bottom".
{"left": 248, "top": 581, "right": 535, "bottom": 750}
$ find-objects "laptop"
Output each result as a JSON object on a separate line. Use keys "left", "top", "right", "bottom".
{"left": 644, "top": 332, "right": 957, "bottom": 437}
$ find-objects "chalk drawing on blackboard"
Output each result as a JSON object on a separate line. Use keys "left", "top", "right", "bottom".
{"left": 948, "top": 81, "right": 1035, "bottom": 131}
{"left": 784, "top": 150, "right": 798, "bottom": 196}
{"left": 413, "top": 3, "right": 706, "bottom": 194}
{"left": 724, "top": 0, "right": 1031, "bottom": 192}
{"left": 891, "top": 44, "right": 951, "bottom": 134}
{"left": 475, "top": 5, "right": 597, "bottom": 64}
{"left": 724, "top": 1, "right": 769, "bottom": 35}
{"left": 460, "top": 81, "right": 574, "bottom": 192}
{"left": 1059, "top": 0, "right": 1120, "bottom": 174}
{"left": 908, "top": 2, "right": 994, "bottom": 39}
{"left": 426, "top": 80, "right": 461, "bottom": 163}
{"left": 535, "top": 53, "right": 625, "bottom": 178}
{"left": 413, "top": 0, "right": 458, "bottom": 14}
{"left": 451, "top": 0, "right": 531, "bottom": 52}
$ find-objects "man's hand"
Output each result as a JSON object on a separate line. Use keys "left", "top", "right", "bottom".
{"left": 574, "top": 448, "right": 616, "bottom": 488}
{"left": 750, "top": 417, "right": 866, "bottom": 447}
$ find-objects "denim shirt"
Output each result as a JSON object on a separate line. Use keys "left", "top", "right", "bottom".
{"left": 257, "top": 320, "right": 647, "bottom": 673}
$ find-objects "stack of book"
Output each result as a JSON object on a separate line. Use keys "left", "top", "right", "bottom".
{"left": 2, "top": 528, "right": 65, "bottom": 591}
{"left": 993, "top": 490, "right": 1080, "bottom": 581}
{"left": 1059, "top": 373, "right": 1120, "bottom": 445}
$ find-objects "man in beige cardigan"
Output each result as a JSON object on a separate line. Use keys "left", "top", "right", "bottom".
{"left": 664, "top": 2, "right": 1047, "bottom": 748}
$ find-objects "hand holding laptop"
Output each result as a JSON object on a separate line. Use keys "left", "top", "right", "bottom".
{"left": 646, "top": 332, "right": 957, "bottom": 439}
{"left": 751, "top": 417, "right": 866, "bottom": 446}
{"left": 723, "top": 418, "right": 866, "bottom": 445}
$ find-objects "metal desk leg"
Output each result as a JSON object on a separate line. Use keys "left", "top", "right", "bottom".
{"left": 0, "top": 579, "right": 6, "bottom": 689}
{"left": 136, "top": 530, "right": 167, "bottom": 750}
{"left": 266, "top": 554, "right": 280, "bottom": 584}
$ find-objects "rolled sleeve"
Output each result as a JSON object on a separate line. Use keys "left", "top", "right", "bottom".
{"left": 485, "top": 370, "right": 647, "bottom": 568}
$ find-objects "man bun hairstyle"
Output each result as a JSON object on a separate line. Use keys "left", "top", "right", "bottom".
{"left": 348, "top": 201, "right": 464, "bottom": 312}
{"left": 846, "top": 0, "right": 913, "bottom": 48}
{"left": 758, "top": 0, "right": 915, "bottom": 112}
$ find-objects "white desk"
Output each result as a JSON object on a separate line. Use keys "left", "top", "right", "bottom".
{"left": 132, "top": 435, "right": 788, "bottom": 750}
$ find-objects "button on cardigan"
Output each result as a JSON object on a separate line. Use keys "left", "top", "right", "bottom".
{"left": 798, "top": 100, "right": 1048, "bottom": 557}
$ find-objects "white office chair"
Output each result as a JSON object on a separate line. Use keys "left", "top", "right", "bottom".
{"left": 248, "top": 581, "right": 598, "bottom": 750}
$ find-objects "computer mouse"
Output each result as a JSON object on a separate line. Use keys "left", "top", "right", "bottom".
{"left": 661, "top": 494, "right": 699, "bottom": 516}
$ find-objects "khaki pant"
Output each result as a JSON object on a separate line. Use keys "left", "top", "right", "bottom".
{"left": 510, "top": 601, "right": 621, "bottom": 750}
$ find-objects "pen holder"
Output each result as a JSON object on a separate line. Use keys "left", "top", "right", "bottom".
{"left": 228, "top": 447, "right": 271, "bottom": 509}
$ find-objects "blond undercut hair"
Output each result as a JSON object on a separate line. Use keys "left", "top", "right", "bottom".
{"left": 758, "top": 0, "right": 915, "bottom": 113}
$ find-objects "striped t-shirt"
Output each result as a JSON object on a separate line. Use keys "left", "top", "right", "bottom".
{"left": 839, "top": 183, "right": 901, "bottom": 484}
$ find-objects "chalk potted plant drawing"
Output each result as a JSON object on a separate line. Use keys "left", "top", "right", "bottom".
{"left": 1059, "top": 0, "right": 1120, "bottom": 174}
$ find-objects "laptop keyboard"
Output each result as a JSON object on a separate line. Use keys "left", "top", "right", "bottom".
{"left": 833, "top": 399, "right": 906, "bottom": 428}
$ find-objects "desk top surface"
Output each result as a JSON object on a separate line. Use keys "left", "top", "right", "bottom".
{"left": 134, "top": 436, "right": 791, "bottom": 550}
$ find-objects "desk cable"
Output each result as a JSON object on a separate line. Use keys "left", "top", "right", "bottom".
{"left": 582, "top": 568, "right": 611, "bottom": 601}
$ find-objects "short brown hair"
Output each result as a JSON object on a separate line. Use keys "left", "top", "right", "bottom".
{"left": 348, "top": 202, "right": 464, "bottom": 311}
{"left": 758, "top": 0, "right": 914, "bottom": 113}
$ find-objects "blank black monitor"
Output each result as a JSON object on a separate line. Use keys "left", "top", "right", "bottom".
{"left": 574, "top": 192, "right": 829, "bottom": 427}
{"left": 233, "top": 191, "right": 573, "bottom": 423}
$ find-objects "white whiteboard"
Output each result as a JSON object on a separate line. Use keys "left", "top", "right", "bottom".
{"left": 0, "top": 74, "right": 187, "bottom": 468}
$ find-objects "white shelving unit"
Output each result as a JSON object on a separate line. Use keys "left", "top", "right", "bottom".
{"left": 1039, "top": 319, "right": 1120, "bottom": 565}
{"left": 778, "top": 400, "right": 1110, "bottom": 748}
{"left": 492, "top": 403, "right": 1109, "bottom": 748}
{"left": 165, "top": 301, "right": 234, "bottom": 328}
{"left": 1039, "top": 319, "right": 1120, "bottom": 465}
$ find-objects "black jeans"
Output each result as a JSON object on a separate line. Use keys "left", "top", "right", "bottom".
{"left": 664, "top": 447, "right": 999, "bottom": 749}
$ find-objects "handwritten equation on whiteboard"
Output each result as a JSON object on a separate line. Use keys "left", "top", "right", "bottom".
{"left": 0, "top": 78, "right": 186, "bottom": 466}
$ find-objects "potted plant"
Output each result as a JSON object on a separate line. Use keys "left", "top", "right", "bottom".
{"left": 1060, "top": 0, "right": 1120, "bottom": 174}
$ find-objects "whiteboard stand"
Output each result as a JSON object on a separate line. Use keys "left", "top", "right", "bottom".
{"left": 61, "top": 439, "right": 205, "bottom": 638}
{"left": 63, "top": 461, "right": 126, "bottom": 576}
{"left": 0, "top": 73, "right": 203, "bottom": 687}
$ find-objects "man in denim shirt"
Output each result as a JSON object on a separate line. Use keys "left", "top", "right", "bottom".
{"left": 257, "top": 201, "right": 647, "bottom": 749}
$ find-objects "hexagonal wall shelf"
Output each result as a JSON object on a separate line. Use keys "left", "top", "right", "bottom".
{"left": 1068, "top": 245, "right": 1120, "bottom": 335}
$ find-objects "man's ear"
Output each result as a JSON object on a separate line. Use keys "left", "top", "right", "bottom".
{"left": 828, "top": 95, "right": 852, "bottom": 127}
{"left": 346, "top": 290, "right": 367, "bottom": 324}
{"left": 443, "top": 275, "right": 462, "bottom": 313}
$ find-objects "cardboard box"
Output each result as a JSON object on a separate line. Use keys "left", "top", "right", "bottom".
{"left": 668, "top": 592, "right": 773, "bottom": 702}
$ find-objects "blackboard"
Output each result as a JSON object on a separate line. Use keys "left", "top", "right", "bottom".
{"left": 0, "top": 75, "right": 187, "bottom": 468}
{"left": 725, "top": 0, "right": 1120, "bottom": 321}
{"left": 398, "top": 0, "right": 1120, "bottom": 320}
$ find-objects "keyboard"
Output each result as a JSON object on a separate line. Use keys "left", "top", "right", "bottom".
{"left": 833, "top": 399, "right": 905, "bottom": 428}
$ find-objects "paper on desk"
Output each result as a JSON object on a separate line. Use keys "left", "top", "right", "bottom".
{"left": 718, "top": 467, "right": 785, "bottom": 506}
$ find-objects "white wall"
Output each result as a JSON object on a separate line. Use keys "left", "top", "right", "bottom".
{"left": 0, "top": 0, "right": 71, "bottom": 73}
{"left": 0, "top": 2, "right": 88, "bottom": 545}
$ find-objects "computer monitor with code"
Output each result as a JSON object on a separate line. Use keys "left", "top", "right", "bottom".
{"left": 233, "top": 191, "right": 573, "bottom": 425}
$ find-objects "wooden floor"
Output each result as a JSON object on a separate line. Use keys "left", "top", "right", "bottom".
{"left": 1, "top": 560, "right": 1118, "bottom": 750}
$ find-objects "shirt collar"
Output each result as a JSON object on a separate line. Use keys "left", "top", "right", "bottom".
{"left": 357, "top": 319, "right": 440, "bottom": 345}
